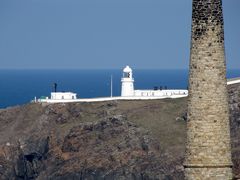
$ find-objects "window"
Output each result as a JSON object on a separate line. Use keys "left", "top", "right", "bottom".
{"left": 123, "top": 72, "right": 130, "bottom": 78}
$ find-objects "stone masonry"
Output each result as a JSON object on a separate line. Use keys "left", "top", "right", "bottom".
{"left": 184, "top": 0, "right": 233, "bottom": 179}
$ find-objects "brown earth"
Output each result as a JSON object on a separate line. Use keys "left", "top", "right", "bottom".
{"left": 0, "top": 83, "right": 239, "bottom": 179}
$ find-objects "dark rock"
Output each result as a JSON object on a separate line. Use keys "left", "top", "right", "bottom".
{"left": 13, "top": 138, "right": 49, "bottom": 179}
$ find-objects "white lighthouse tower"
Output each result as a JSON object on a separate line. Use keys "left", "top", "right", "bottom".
{"left": 121, "top": 65, "right": 134, "bottom": 96}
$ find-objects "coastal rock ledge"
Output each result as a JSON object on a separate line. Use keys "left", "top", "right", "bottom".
{"left": 0, "top": 113, "right": 183, "bottom": 179}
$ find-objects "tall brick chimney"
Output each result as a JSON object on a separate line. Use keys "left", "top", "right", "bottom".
{"left": 184, "top": 0, "right": 233, "bottom": 179}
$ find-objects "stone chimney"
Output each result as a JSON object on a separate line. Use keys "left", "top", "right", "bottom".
{"left": 184, "top": 0, "right": 233, "bottom": 179}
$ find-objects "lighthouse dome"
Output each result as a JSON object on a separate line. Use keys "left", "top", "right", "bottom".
{"left": 123, "top": 65, "right": 132, "bottom": 73}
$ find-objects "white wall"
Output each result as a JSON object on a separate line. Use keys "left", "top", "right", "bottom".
{"left": 134, "top": 89, "right": 188, "bottom": 97}
{"left": 38, "top": 94, "right": 188, "bottom": 103}
{"left": 51, "top": 92, "right": 77, "bottom": 100}
{"left": 121, "top": 78, "right": 134, "bottom": 96}
{"left": 227, "top": 79, "right": 240, "bottom": 85}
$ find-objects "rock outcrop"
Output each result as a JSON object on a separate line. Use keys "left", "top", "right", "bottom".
{"left": 0, "top": 104, "right": 184, "bottom": 179}
{"left": 228, "top": 83, "right": 240, "bottom": 179}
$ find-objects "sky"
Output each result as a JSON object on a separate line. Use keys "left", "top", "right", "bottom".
{"left": 0, "top": 0, "right": 239, "bottom": 70}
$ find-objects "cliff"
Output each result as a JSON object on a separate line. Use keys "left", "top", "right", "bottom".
{"left": 0, "top": 83, "right": 239, "bottom": 179}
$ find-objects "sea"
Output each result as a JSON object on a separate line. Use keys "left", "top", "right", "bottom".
{"left": 0, "top": 69, "right": 239, "bottom": 109}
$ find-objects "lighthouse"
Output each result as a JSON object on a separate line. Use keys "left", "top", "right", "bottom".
{"left": 121, "top": 66, "right": 134, "bottom": 96}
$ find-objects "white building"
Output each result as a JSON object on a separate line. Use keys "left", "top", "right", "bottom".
{"left": 36, "top": 66, "right": 188, "bottom": 104}
{"left": 34, "top": 66, "right": 240, "bottom": 104}
{"left": 121, "top": 66, "right": 134, "bottom": 96}
{"left": 121, "top": 65, "right": 188, "bottom": 98}
{"left": 51, "top": 92, "right": 77, "bottom": 100}
{"left": 134, "top": 89, "right": 188, "bottom": 97}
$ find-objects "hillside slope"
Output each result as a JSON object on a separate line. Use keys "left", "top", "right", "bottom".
{"left": 0, "top": 83, "right": 239, "bottom": 179}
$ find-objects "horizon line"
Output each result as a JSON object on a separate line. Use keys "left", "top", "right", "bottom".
{"left": 0, "top": 68, "right": 239, "bottom": 71}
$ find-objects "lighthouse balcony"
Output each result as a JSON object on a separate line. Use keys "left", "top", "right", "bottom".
{"left": 121, "top": 78, "right": 134, "bottom": 82}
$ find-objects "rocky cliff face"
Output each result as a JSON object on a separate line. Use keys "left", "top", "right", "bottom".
{"left": 0, "top": 83, "right": 239, "bottom": 179}
{"left": 228, "top": 83, "right": 240, "bottom": 179}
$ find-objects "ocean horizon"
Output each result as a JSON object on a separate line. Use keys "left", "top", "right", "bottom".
{"left": 0, "top": 69, "right": 239, "bottom": 109}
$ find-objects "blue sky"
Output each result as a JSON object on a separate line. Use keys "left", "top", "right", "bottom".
{"left": 0, "top": 0, "right": 239, "bottom": 69}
